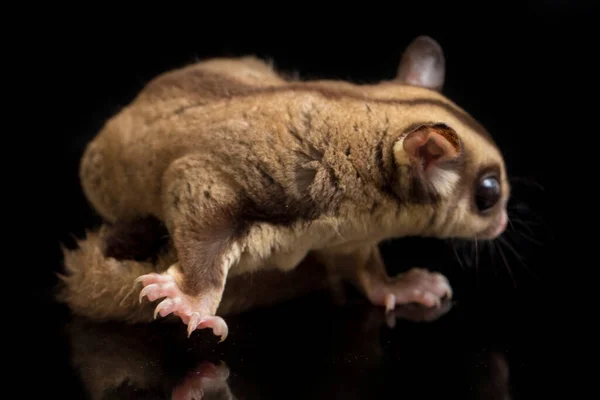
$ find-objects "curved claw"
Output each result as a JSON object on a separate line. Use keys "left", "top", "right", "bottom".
{"left": 187, "top": 313, "right": 202, "bottom": 337}
{"left": 432, "top": 272, "right": 453, "bottom": 300}
{"left": 445, "top": 286, "right": 453, "bottom": 300}
{"left": 186, "top": 314, "right": 229, "bottom": 343}
{"left": 134, "top": 273, "right": 166, "bottom": 286}
{"left": 134, "top": 271, "right": 229, "bottom": 342}
{"left": 385, "top": 293, "right": 396, "bottom": 313}
{"left": 201, "top": 317, "right": 229, "bottom": 343}
{"left": 139, "top": 284, "right": 159, "bottom": 303}
{"left": 138, "top": 281, "right": 178, "bottom": 304}
{"left": 154, "top": 298, "right": 178, "bottom": 319}
{"left": 421, "top": 291, "right": 441, "bottom": 308}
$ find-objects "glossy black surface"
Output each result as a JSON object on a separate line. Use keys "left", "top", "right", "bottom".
{"left": 27, "top": 4, "right": 589, "bottom": 398}
{"left": 41, "top": 285, "right": 549, "bottom": 399}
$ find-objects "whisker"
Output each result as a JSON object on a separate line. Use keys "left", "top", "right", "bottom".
{"left": 498, "top": 236, "right": 525, "bottom": 263}
{"left": 468, "top": 245, "right": 475, "bottom": 269}
{"left": 507, "top": 216, "right": 516, "bottom": 232}
{"left": 508, "top": 214, "right": 542, "bottom": 226}
{"left": 456, "top": 239, "right": 473, "bottom": 269}
{"left": 496, "top": 242, "right": 517, "bottom": 288}
{"left": 512, "top": 230, "right": 544, "bottom": 246}
{"left": 507, "top": 217, "right": 536, "bottom": 236}
{"left": 475, "top": 235, "right": 479, "bottom": 273}
{"left": 450, "top": 240, "right": 466, "bottom": 270}
{"left": 508, "top": 176, "right": 545, "bottom": 192}
{"left": 498, "top": 236, "right": 540, "bottom": 281}
{"left": 508, "top": 204, "right": 545, "bottom": 225}
{"left": 489, "top": 240, "right": 499, "bottom": 278}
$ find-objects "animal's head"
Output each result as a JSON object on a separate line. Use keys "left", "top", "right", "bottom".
{"left": 389, "top": 36, "right": 510, "bottom": 241}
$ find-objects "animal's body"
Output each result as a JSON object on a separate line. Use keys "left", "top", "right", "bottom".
{"left": 78, "top": 36, "right": 510, "bottom": 341}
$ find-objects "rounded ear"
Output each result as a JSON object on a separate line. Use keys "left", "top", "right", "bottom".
{"left": 401, "top": 123, "right": 461, "bottom": 172}
{"left": 395, "top": 36, "right": 445, "bottom": 91}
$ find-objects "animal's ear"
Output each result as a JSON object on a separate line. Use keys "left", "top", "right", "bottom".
{"left": 395, "top": 36, "right": 445, "bottom": 91}
{"left": 402, "top": 124, "right": 461, "bottom": 172}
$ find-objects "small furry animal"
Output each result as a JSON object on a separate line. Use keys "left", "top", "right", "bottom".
{"left": 78, "top": 35, "right": 510, "bottom": 342}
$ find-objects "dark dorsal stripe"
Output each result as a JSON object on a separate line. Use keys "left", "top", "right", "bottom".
{"left": 156, "top": 68, "right": 497, "bottom": 147}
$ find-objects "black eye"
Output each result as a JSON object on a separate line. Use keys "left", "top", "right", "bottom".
{"left": 475, "top": 175, "right": 501, "bottom": 212}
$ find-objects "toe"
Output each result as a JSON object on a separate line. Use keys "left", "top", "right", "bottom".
{"left": 154, "top": 298, "right": 179, "bottom": 319}
{"left": 384, "top": 269, "right": 453, "bottom": 308}
{"left": 200, "top": 316, "right": 229, "bottom": 343}
{"left": 139, "top": 281, "right": 179, "bottom": 303}
{"left": 384, "top": 293, "right": 396, "bottom": 312}
{"left": 411, "top": 289, "right": 439, "bottom": 308}
{"left": 139, "top": 284, "right": 159, "bottom": 303}
{"left": 187, "top": 313, "right": 202, "bottom": 337}
{"left": 430, "top": 273, "right": 452, "bottom": 299}
{"left": 135, "top": 273, "right": 171, "bottom": 286}
{"left": 186, "top": 314, "right": 229, "bottom": 342}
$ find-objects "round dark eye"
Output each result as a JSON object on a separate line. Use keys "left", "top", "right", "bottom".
{"left": 475, "top": 176, "right": 501, "bottom": 212}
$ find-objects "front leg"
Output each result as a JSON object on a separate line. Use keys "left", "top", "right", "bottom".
{"left": 136, "top": 155, "right": 244, "bottom": 342}
{"left": 317, "top": 244, "right": 453, "bottom": 312}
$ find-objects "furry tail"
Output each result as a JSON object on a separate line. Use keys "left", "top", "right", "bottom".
{"left": 56, "top": 225, "right": 329, "bottom": 324}
{"left": 56, "top": 226, "right": 169, "bottom": 323}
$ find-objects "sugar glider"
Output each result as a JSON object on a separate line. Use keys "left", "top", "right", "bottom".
{"left": 77, "top": 36, "right": 510, "bottom": 342}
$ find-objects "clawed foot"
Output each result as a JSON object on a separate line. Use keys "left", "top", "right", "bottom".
{"left": 368, "top": 267, "right": 453, "bottom": 312}
{"left": 135, "top": 271, "right": 228, "bottom": 342}
{"left": 171, "top": 361, "right": 231, "bottom": 400}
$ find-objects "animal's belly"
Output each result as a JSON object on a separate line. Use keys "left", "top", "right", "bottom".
{"left": 229, "top": 246, "right": 311, "bottom": 278}
{"left": 224, "top": 217, "right": 358, "bottom": 278}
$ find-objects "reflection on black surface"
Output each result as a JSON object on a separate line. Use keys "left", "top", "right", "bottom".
{"left": 63, "top": 291, "right": 515, "bottom": 399}
{"left": 171, "top": 362, "right": 231, "bottom": 400}
{"left": 470, "top": 352, "right": 512, "bottom": 400}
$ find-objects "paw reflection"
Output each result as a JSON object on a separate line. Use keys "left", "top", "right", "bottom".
{"left": 384, "top": 297, "right": 454, "bottom": 328}
{"left": 171, "top": 362, "right": 232, "bottom": 400}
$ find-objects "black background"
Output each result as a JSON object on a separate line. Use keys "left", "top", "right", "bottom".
{"left": 21, "top": 2, "right": 592, "bottom": 398}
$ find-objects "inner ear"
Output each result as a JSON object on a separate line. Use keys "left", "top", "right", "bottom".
{"left": 403, "top": 124, "right": 461, "bottom": 171}
{"left": 396, "top": 36, "right": 445, "bottom": 91}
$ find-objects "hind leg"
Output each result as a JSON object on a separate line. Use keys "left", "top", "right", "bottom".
{"left": 136, "top": 155, "right": 245, "bottom": 342}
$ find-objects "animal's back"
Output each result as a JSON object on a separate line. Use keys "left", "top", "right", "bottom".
{"left": 79, "top": 56, "right": 289, "bottom": 222}
{"left": 79, "top": 52, "right": 469, "bottom": 224}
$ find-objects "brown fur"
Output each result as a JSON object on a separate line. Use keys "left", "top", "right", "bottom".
{"left": 103, "top": 216, "right": 169, "bottom": 261}
{"left": 72, "top": 36, "right": 510, "bottom": 327}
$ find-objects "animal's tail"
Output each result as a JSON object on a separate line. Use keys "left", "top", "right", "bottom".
{"left": 56, "top": 224, "right": 329, "bottom": 324}
{"left": 56, "top": 225, "right": 169, "bottom": 323}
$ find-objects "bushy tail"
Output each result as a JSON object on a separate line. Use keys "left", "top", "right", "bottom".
{"left": 56, "top": 226, "right": 170, "bottom": 323}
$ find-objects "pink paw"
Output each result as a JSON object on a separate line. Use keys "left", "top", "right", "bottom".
{"left": 371, "top": 268, "right": 453, "bottom": 312}
{"left": 135, "top": 272, "right": 228, "bottom": 342}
